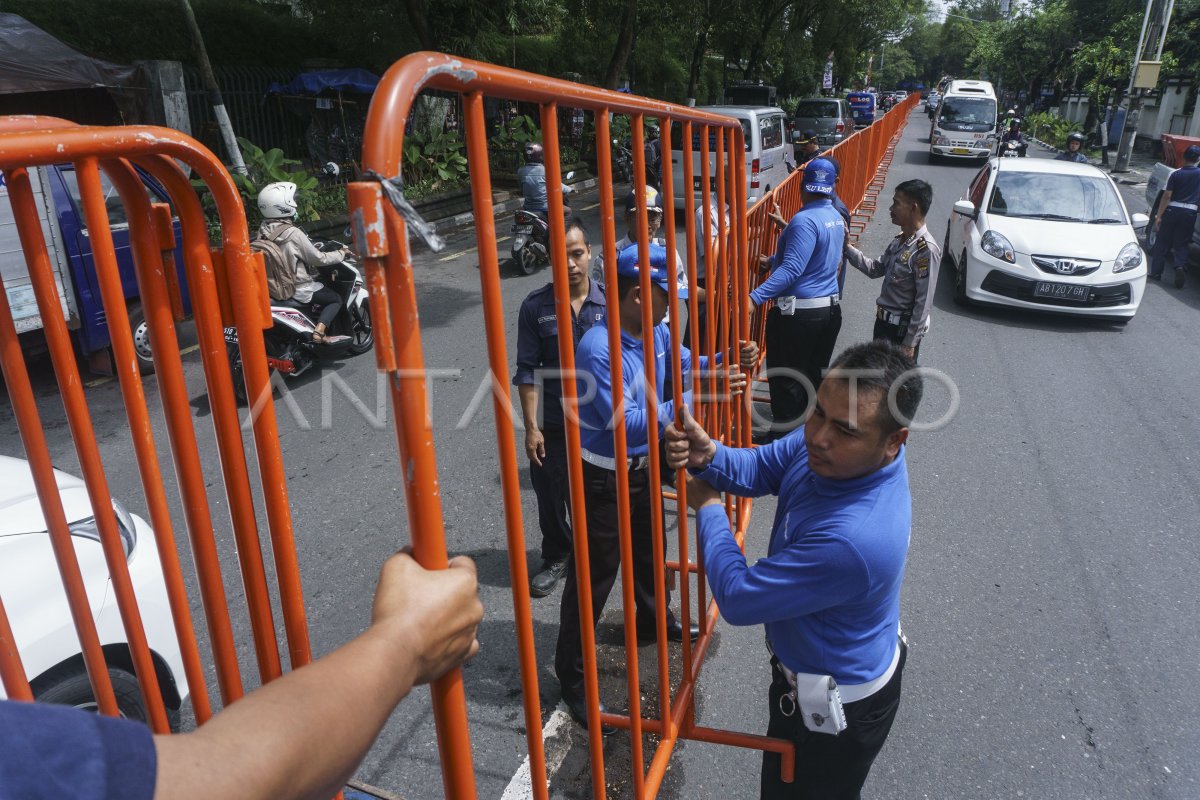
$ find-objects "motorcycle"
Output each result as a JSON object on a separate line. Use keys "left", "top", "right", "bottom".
{"left": 511, "top": 172, "right": 575, "bottom": 275}
{"left": 611, "top": 138, "right": 634, "bottom": 184}
{"left": 225, "top": 239, "right": 374, "bottom": 404}
{"left": 999, "top": 140, "right": 1025, "bottom": 158}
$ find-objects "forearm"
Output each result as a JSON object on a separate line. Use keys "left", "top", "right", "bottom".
{"left": 845, "top": 246, "right": 884, "bottom": 278}
{"left": 154, "top": 626, "right": 417, "bottom": 800}
{"left": 1156, "top": 190, "right": 1173, "bottom": 221}
{"left": 518, "top": 384, "right": 540, "bottom": 430}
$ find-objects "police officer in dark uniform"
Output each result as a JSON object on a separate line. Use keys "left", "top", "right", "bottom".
{"left": 1150, "top": 144, "right": 1200, "bottom": 289}
{"left": 513, "top": 217, "right": 606, "bottom": 597}
{"left": 845, "top": 180, "right": 940, "bottom": 362}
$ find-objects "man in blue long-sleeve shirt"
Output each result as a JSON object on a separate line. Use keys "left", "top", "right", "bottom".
{"left": 555, "top": 242, "right": 757, "bottom": 732}
{"left": 752, "top": 157, "right": 844, "bottom": 437}
{"left": 664, "top": 341, "right": 922, "bottom": 799}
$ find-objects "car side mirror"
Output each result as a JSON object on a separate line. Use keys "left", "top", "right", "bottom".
{"left": 1131, "top": 212, "right": 1149, "bottom": 229}
{"left": 953, "top": 199, "right": 977, "bottom": 217}
{"left": 564, "top": 171, "right": 576, "bottom": 181}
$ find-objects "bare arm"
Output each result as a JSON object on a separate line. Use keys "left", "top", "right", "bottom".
{"left": 153, "top": 552, "right": 482, "bottom": 800}
{"left": 1155, "top": 189, "right": 1174, "bottom": 229}
{"left": 518, "top": 383, "right": 545, "bottom": 466}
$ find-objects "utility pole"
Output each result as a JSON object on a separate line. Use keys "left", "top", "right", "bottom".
{"left": 1113, "top": 0, "right": 1175, "bottom": 172}
{"left": 177, "top": 0, "right": 247, "bottom": 175}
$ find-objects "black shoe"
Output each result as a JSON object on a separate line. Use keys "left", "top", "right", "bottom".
{"left": 1148, "top": 272, "right": 1161, "bottom": 281}
{"left": 1175, "top": 268, "right": 1187, "bottom": 289}
{"left": 561, "top": 692, "right": 616, "bottom": 736}
{"left": 529, "top": 557, "right": 569, "bottom": 598}
{"left": 637, "top": 618, "right": 700, "bottom": 644}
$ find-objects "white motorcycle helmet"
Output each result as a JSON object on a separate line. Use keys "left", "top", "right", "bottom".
{"left": 258, "top": 181, "right": 298, "bottom": 219}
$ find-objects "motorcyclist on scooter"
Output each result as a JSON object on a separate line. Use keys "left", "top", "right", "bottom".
{"left": 1055, "top": 131, "right": 1089, "bottom": 163}
{"left": 517, "top": 143, "right": 572, "bottom": 219}
{"left": 257, "top": 181, "right": 348, "bottom": 343}
{"left": 1000, "top": 118, "right": 1028, "bottom": 158}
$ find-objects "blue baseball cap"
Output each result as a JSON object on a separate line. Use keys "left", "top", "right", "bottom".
{"left": 1185, "top": 144, "right": 1200, "bottom": 162}
{"left": 615, "top": 243, "right": 687, "bottom": 299}
{"left": 802, "top": 157, "right": 837, "bottom": 195}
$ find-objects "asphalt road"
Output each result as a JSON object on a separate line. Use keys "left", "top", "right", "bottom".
{"left": 3, "top": 107, "right": 1198, "bottom": 799}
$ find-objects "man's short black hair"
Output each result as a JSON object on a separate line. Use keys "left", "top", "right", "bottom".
{"left": 616, "top": 274, "right": 639, "bottom": 300}
{"left": 827, "top": 341, "right": 923, "bottom": 434}
{"left": 895, "top": 179, "right": 932, "bottom": 216}
{"left": 565, "top": 216, "right": 591, "bottom": 246}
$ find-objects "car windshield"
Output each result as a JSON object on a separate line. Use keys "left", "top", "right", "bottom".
{"left": 987, "top": 171, "right": 1126, "bottom": 223}
{"left": 796, "top": 101, "right": 839, "bottom": 118}
{"left": 938, "top": 97, "right": 995, "bottom": 129}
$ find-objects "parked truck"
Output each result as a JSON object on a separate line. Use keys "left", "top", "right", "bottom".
{"left": 1, "top": 164, "right": 187, "bottom": 374}
{"left": 1144, "top": 134, "right": 1200, "bottom": 256}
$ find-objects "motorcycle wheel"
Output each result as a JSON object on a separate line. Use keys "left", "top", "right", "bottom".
{"left": 518, "top": 247, "right": 539, "bottom": 275}
{"left": 227, "top": 340, "right": 280, "bottom": 406}
{"left": 347, "top": 301, "right": 374, "bottom": 355}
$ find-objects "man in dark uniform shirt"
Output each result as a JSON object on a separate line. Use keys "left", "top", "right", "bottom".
{"left": 1150, "top": 144, "right": 1200, "bottom": 289}
{"left": 514, "top": 217, "right": 607, "bottom": 596}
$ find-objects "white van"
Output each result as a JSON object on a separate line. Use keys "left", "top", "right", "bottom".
{"left": 929, "top": 79, "right": 997, "bottom": 163}
{"left": 669, "top": 106, "right": 789, "bottom": 210}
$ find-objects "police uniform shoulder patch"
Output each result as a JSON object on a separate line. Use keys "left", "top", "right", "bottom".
{"left": 915, "top": 237, "right": 928, "bottom": 250}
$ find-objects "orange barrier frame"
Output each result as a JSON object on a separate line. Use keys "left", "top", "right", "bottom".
{"left": 0, "top": 117, "right": 321, "bottom": 756}
{"left": 0, "top": 81, "right": 919, "bottom": 800}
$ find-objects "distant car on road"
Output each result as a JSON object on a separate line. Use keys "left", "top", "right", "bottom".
{"left": 0, "top": 455, "right": 188, "bottom": 728}
{"left": 846, "top": 91, "right": 877, "bottom": 126}
{"left": 792, "top": 98, "right": 855, "bottom": 146}
{"left": 945, "top": 158, "right": 1149, "bottom": 323}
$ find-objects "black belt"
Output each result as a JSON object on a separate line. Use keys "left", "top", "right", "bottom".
{"left": 876, "top": 306, "right": 910, "bottom": 327}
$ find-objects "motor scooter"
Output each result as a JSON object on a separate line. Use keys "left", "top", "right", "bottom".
{"left": 225, "top": 239, "right": 373, "bottom": 404}
{"left": 511, "top": 172, "right": 575, "bottom": 275}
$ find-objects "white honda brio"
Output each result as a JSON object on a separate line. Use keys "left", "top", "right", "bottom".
{"left": 0, "top": 455, "right": 188, "bottom": 728}
{"left": 944, "top": 158, "right": 1150, "bottom": 323}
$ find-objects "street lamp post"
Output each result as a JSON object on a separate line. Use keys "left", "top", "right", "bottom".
{"left": 1113, "top": 0, "right": 1176, "bottom": 173}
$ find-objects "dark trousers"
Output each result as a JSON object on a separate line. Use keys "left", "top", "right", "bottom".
{"left": 554, "top": 461, "right": 672, "bottom": 699}
{"left": 311, "top": 286, "right": 342, "bottom": 328}
{"left": 1150, "top": 208, "right": 1197, "bottom": 276}
{"left": 529, "top": 429, "right": 573, "bottom": 563}
{"left": 765, "top": 305, "right": 842, "bottom": 431}
{"left": 761, "top": 642, "right": 907, "bottom": 800}
{"left": 872, "top": 319, "right": 920, "bottom": 363}
{"left": 683, "top": 278, "right": 708, "bottom": 350}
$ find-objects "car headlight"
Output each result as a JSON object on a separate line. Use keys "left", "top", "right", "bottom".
{"left": 981, "top": 230, "right": 1016, "bottom": 263}
{"left": 934, "top": 136, "right": 950, "bottom": 146}
{"left": 67, "top": 499, "right": 137, "bottom": 559}
{"left": 1113, "top": 241, "right": 1142, "bottom": 273}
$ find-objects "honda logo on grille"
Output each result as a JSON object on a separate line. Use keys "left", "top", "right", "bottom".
{"left": 1053, "top": 259, "right": 1078, "bottom": 274}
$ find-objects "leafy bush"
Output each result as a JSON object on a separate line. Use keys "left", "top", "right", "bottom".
{"left": 402, "top": 130, "right": 470, "bottom": 188}
{"left": 1024, "top": 112, "right": 1074, "bottom": 149}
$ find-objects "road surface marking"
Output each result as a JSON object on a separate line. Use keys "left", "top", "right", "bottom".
{"left": 179, "top": 344, "right": 199, "bottom": 356}
{"left": 581, "top": 202, "right": 601, "bottom": 211}
{"left": 499, "top": 707, "right": 573, "bottom": 800}
{"left": 439, "top": 236, "right": 510, "bottom": 262}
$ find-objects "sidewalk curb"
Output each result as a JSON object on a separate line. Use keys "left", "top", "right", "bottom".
{"left": 429, "top": 177, "right": 599, "bottom": 235}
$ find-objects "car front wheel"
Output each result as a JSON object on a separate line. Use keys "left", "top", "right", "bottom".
{"left": 954, "top": 248, "right": 970, "bottom": 306}
{"left": 35, "top": 665, "right": 148, "bottom": 722}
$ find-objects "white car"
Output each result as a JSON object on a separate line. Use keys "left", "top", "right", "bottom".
{"left": 944, "top": 158, "right": 1150, "bottom": 322}
{"left": 0, "top": 455, "right": 187, "bottom": 727}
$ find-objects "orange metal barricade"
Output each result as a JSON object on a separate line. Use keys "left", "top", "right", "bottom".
{"left": 0, "top": 117, "right": 319, "bottom": 746}
{"left": 0, "top": 76, "right": 919, "bottom": 799}
{"left": 345, "top": 56, "right": 919, "bottom": 799}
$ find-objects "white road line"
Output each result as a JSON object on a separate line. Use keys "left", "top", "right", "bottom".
{"left": 499, "top": 707, "right": 574, "bottom": 800}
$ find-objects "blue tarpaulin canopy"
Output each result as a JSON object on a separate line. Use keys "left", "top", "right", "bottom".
{"left": 268, "top": 69, "right": 379, "bottom": 97}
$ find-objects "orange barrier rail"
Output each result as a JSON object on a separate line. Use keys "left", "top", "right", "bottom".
{"left": 0, "top": 82, "right": 918, "bottom": 800}
{"left": 0, "top": 116, "right": 323, "bottom": 772}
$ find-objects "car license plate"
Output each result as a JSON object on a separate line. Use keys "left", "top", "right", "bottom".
{"left": 951, "top": 147, "right": 970, "bottom": 155}
{"left": 693, "top": 177, "right": 717, "bottom": 191}
{"left": 223, "top": 326, "right": 239, "bottom": 343}
{"left": 1033, "top": 282, "right": 1090, "bottom": 302}
{"left": 514, "top": 225, "right": 533, "bottom": 234}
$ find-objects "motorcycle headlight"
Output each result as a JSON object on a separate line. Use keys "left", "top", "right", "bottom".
{"left": 68, "top": 499, "right": 137, "bottom": 559}
{"left": 1113, "top": 241, "right": 1142, "bottom": 273}
{"left": 981, "top": 230, "right": 1016, "bottom": 263}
